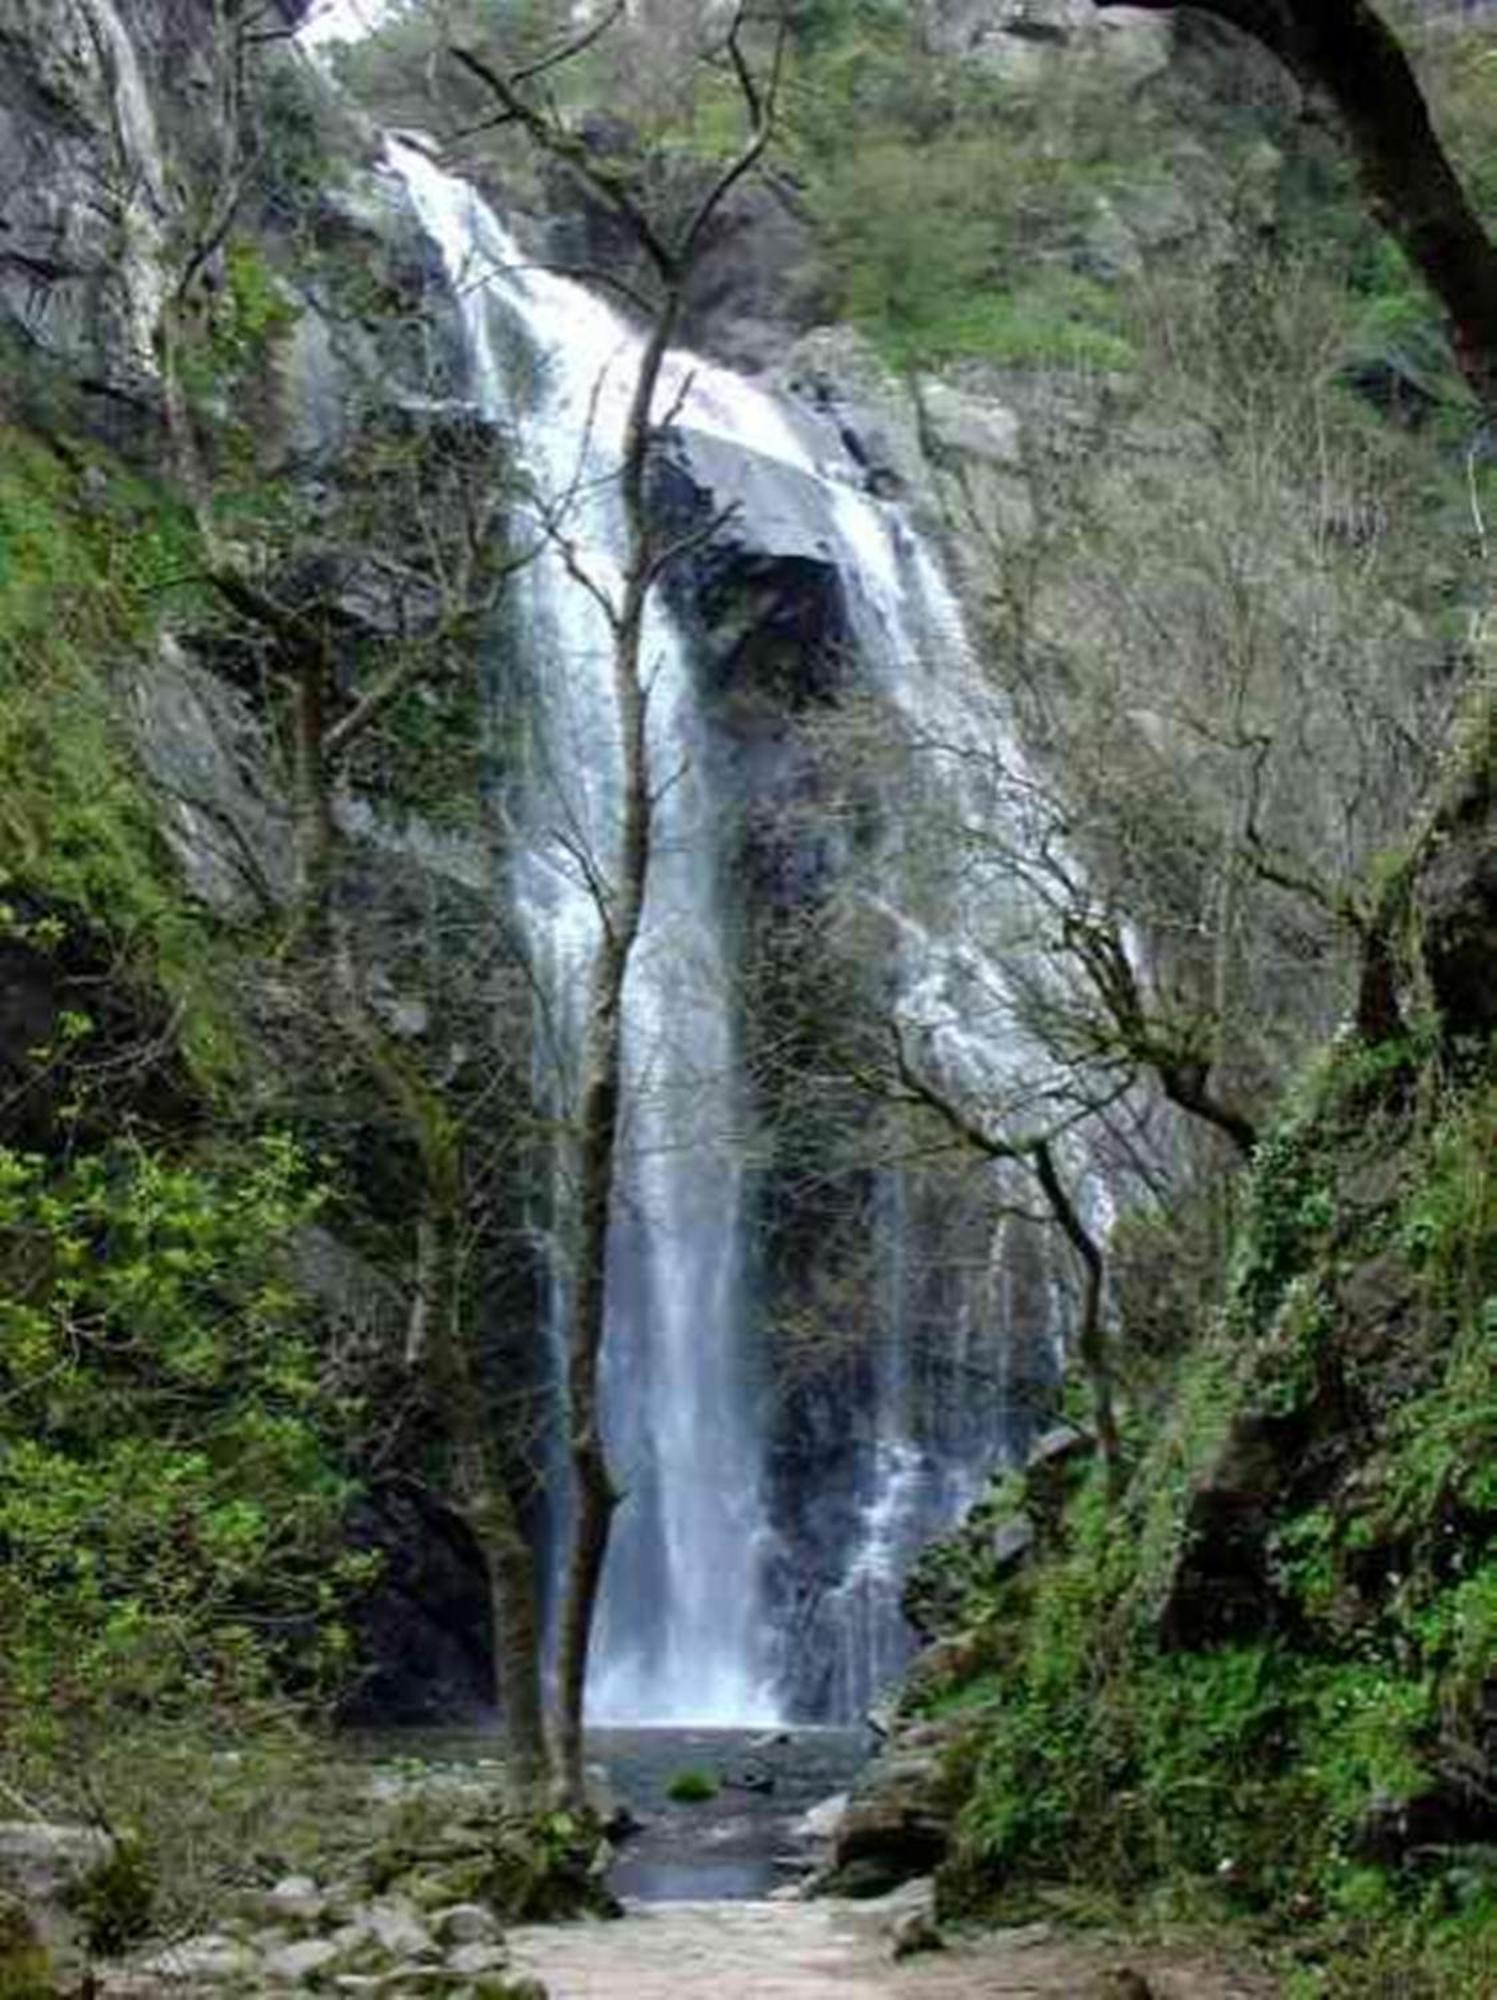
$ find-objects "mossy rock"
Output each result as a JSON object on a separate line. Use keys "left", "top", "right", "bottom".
{"left": 363, "top": 1809, "right": 617, "bottom": 1925}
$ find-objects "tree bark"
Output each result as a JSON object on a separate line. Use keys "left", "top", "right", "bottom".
{"left": 340, "top": 966, "right": 552, "bottom": 1801}
{"left": 1063, "top": 915, "right": 1258, "bottom": 1158}
{"left": 452, "top": 7, "right": 785, "bottom": 1804}
{"left": 1097, "top": 0, "right": 1497, "bottom": 408}
{"left": 1033, "top": 1139, "right": 1121, "bottom": 1494}
{"left": 553, "top": 303, "right": 675, "bottom": 1807}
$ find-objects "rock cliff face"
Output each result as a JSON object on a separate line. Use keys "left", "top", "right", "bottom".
{"left": 0, "top": 0, "right": 523, "bottom": 1717}
{"left": 0, "top": 0, "right": 296, "bottom": 421}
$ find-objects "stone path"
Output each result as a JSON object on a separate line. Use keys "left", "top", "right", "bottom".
{"left": 508, "top": 1899, "right": 1280, "bottom": 2000}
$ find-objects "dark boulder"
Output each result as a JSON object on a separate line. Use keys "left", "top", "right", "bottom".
{"left": 1418, "top": 802, "right": 1497, "bottom": 1040}
{"left": 341, "top": 1483, "right": 495, "bottom": 1724}
{"left": 824, "top": 1722, "right": 961, "bottom": 1897}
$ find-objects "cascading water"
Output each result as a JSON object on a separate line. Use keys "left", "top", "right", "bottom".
{"left": 394, "top": 140, "right": 777, "bottom": 1724}
{"left": 391, "top": 138, "right": 1053, "bottom": 1723}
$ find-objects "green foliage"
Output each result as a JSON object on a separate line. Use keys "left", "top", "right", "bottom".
{"left": 65, "top": 1838, "right": 155, "bottom": 1957}
{"left": 0, "top": 1896, "right": 53, "bottom": 2000}
{"left": 666, "top": 1768, "right": 719, "bottom": 1803}
{"left": 254, "top": 57, "right": 345, "bottom": 220}
{"left": 936, "top": 1036, "right": 1497, "bottom": 1992}
{"left": 0, "top": 427, "right": 246, "bottom": 1084}
{"left": 177, "top": 240, "right": 302, "bottom": 498}
{"left": 362, "top": 1785, "right": 616, "bottom": 1923}
{"left": 0, "top": 1135, "right": 363, "bottom": 1752}
{"left": 797, "top": 46, "right": 1139, "bottom": 372}
{"left": 19, "top": 1724, "right": 390, "bottom": 1943}
{"left": 335, "top": 0, "right": 577, "bottom": 133}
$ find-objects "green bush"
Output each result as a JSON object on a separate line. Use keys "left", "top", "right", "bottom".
{"left": 0, "top": 1134, "right": 366, "bottom": 1753}
{"left": 0, "top": 426, "right": 247, "bottom": 1085}
{"left": 65, "top": 1838, "right": 155, "bottom": 1957}
{"left": 666, "top": 1768, "right": 719, "bottom": 1804}
{"left": 0, "top": 1896, "right": 53, "bottom": 2000}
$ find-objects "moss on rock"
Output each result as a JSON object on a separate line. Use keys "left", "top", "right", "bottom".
{"left": 916, "top": 1031, "right": 1497, "bottom": 1992}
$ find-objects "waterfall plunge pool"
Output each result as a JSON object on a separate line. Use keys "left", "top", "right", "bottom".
{"left": 356, "top": 1724, "right": 871, "bottom": 1902}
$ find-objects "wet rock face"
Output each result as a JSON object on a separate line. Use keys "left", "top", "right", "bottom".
{"left": 0, "top": 0, "right": 212, "bottom": 421}
{"left": 341, "top": 1485, "right": 496, "bottom": 1724}
{"left": 918, "top": 0, "right": 1172, "bottom": 86}
{"left": 0, "top": 1820, "right": 117, "bottom": 1984}
{"left": 536, "top": 155, "right": 827, "bottom": 371}
{"left": 824, "top": 1722, "right": 962, "bottom": 1896}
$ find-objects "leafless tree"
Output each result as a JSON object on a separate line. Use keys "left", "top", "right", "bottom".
{"left": 447, "top": 0, "right": 788, "bottom": 1804}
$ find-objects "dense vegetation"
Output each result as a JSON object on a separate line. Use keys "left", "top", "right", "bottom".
{"left": 906, "top": 1016, "right": 1497, "bottom": 1991}
{"left": 4, "top": 0, "right": 1497, "bottom": 1989}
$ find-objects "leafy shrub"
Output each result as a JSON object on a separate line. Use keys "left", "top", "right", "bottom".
{"left": 64, "top": 1838, "right": 155, "bottom": 1957}
{"left": 0, "top": 1135, "right": 365, "bottom": 1754}
{"left": 938, "top": 1040, "right": 1497, "bottom": 1996}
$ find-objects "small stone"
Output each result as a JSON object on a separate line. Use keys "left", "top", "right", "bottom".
{"left": 890, "top": 1908, "right": 943, "bottom": 1960}
{"left": 435, "top": 1903, "right": 501, "bottom": 1946}
{"left": 270, "top": 1873, "right": 320, "bottom": 1902}
{"left": 265, "top": 1873, "right": 325, "bottom": 1925}
{"left": 0, "top": 1820, "right": 114, "bottom": 1905}
{"left": 367, "top": 1899, "right": 438, "bottom": 1959}
{"left": 132, "top": 1935, "right": 256, "bottom": 1984}
{"left": 265, "top": 1934, "right": 342, "bottom": 1981}
{"left": 794, "top": 1793, "right": 848, "bottom": 1842}
{"left": 991, "top": 1515, "right": 1035, "bottom": 1573}
{"left": 1095, "top": 1972, "right": 1154, "bottom": 2000}
{"left": 994, "top": 1921, "right": 1057, "bottom": 1950}
{"left": 375, "top": 1968, "right": 450, "bottom": 1994}
{"left": 724, "top": 1764, "right": 775, "bottom": 1795}
{"left": 448, "top": 1940, "right": 508, "bottom": 1976}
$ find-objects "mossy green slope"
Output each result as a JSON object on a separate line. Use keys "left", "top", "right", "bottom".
{"left": 915, "top": 1031, "right": 1497, "bottom": 1993}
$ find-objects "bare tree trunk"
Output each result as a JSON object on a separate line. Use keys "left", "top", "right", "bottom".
{"left": 451, "top": 9, "right": 785, "bottom": 1803}
{"left": 1064, "top": 915, "right": 1258, "bottom": 1158}
{"left": 1033, "top": 1139, "right": 1121, "bottom": 1494}
{"left": 554, "top": 320, "right": 672, "bottom": 1807}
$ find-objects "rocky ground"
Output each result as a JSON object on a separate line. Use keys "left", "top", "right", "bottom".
{"left": 1, "top": 1728, "right": 1282, "bottom": 1996}
{"left": 0, "top": 1756, "right": 605, "bottom": 1998}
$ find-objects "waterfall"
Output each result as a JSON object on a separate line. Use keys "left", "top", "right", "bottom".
{"left": 391, "top": 138, "right": 1049, "bottom": 1724}
{"left": 82, "top": 0, "right": 170, "bottom": 374}
{"left": 393, "top": 140, "right": 779, "bottom": 1725}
